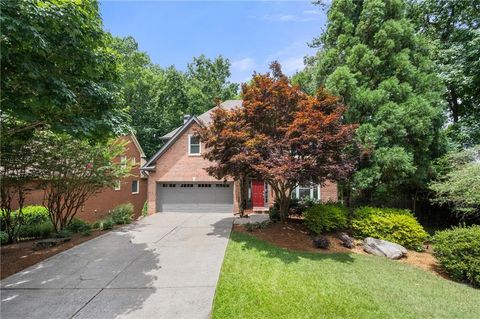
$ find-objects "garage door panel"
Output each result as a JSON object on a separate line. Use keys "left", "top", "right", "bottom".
{"left": 156, "top": 182, "right": 233, "bottom": 213}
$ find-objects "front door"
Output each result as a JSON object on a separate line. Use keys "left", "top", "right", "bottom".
{"left": 251, "top": 180, "right": 264, "bottom": 207}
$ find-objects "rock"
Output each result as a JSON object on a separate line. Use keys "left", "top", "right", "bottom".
{"left": 362, "top": 237, "right": 407, "bottom": 259}
{"left": 33, "top": 238, "right": 71, "bottom": 250}
{"left": 313, "top": 235, "right": 330, "bottom": 249}
{"left": 338, "top": 232, "right": 355, "bottom": 248}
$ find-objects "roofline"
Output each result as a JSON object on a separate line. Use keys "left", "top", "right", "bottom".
{"left": 129, "top": 131, "right": 146, "bottom": 158}
{"left": 142, "top": 116, "right": 203, "bottom": 168}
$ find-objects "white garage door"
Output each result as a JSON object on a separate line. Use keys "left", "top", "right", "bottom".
{"left": 156, "top": 182, "right": 234, "bottom": 213}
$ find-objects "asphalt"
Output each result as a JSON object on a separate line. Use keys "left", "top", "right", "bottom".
{"left": 0, "top": 212, "right": 233, "bottom": 319}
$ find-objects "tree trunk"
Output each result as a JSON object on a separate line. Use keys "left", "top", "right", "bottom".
{"left": 238, "top": 175, "right": 248, "bottom": 217}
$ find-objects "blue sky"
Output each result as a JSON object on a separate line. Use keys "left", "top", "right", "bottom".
{"left": 100, "top": 1, "right": 327, "bottom": 83}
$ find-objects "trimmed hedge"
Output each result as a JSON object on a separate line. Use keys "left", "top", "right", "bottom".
{"left": 304, "top": 203, "right": 349, "bottom": 234}
{"left": 433, "top": 225, "right": 480, "bottom": 287}
{"left": 18, "top": 221, "right": 54, "bottom": 239}
{"left": 352, "top": 207, "right": 428, "bottom": 251}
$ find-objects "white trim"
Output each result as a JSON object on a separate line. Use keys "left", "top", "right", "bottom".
{"left": 120, "top": 156, "right": 127, "bottom": 168}
{"left": 294, "top": 184, "right": 321, "bottom": 201}
{"left": 131, "top": 180, "right": 139, "bottom": 194}
{"left": 114, "top": 180, "right": 121, "bottom": 191}
{"left": 188, "top": 134, "right": 201, "bottom": 156}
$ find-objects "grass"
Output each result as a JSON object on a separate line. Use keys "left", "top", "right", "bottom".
{"left": 212, "top": 232, "right": 480, "bottom": 319}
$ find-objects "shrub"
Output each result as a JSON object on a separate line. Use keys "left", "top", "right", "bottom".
{"left": 102, "top": 219, "right": 114, "bottom": 230}
{"left": 82, "top": 229, "right": 92, "bottom": 236}
{"left": 54, "top": 229, "right": 73, "bottom": 238}
{"left": 244, "top": 221, "right": 270, "bottom": 232}
{"left": 142, "top": 201, "right": 148, "bottom": 217}
{"left": 19, "top": 206, "right": 50, "bottom": 225}
{"left": 352, "top": 207, "right": 428, "bottom": 251}
{"left": 18, "top": 221, "right": 54, "bottom": 239}
{"left": 304, "top": 203, "right": 349, "bottom": 234}
{"left": 92, "top": 220, "right": 101, "bottom": 229}
{"left": 433, "top": 225, "right": 480, "bottom": 287}
{"left": 0, "top": 231, "right": 8, "bottom": 245}
{"left": 66, "top": 218, "right": 91, "bottom": 233}
{"left": 109, "top": 203, "right": 134, "bottom": 225}
{"left": 269, "top": 198, "right": 316, "bottom": 222}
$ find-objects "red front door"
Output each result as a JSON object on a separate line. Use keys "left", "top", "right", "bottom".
{"left": 252, "top": 180, "right": 264, "bottom": 207}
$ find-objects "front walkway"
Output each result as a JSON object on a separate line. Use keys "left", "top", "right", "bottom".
{"left": 0, "top": 213, "right": 233, "bottom": 319}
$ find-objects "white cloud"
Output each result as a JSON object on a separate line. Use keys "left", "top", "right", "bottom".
{"left": 280, "top": 56, "right": 305, "bottom": 75}
{"left": 261, "top": 14, "right": 315, "bottom": 23}
{"left": 231, "top": 58, "right": 255, "bottom": 71}
{"left": 303, "top": 10, "right": 322, "bottom": 15}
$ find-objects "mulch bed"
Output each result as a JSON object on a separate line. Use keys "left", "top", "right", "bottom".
{"left": 1, "top": 229, "right": 111, "bottom": 280}
{"left": 234, "top": 220, "right": 448, "bottom": 279}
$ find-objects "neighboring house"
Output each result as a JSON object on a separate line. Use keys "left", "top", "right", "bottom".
{"left": 14, "top": 134, "right": 147, "bottom": 222}
{"left": 142, "top": 100, "right": 338, "bottom": 215}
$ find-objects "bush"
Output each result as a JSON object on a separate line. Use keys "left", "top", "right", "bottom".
{"left": 19, "top": 206, "right": 49, "bottom": 225}
{"left": 142, "top": 201, "right": 148, "bottom": 217}
{"left": 352, "top": 207, "right": 428, "bottom": 251}
{"left": 433, "top": 225, "right": 480, "bottom": 287}
{"left": 102, "top": 219, "right": 114, "bottom": 230}
{"left": 244, "top": 221, "right": 270, "bottom": 232}
{"left": 18, "top": 221, "right": 54, "bottom": 239}
{"left": 66, "top": 218, "right": 91, "bottom": 233}
{"left": 109, "top": 203, "right": 134, "bottom": 225}
{"left": 269, "top": 198, "right": 316, "bottom": 222}
{"left": 304, "top": 203, "right": 349, "bottom": 234}
{"left": 0, "top": 231, "right": 8, "bottom": 245}
{"left": 54, "top": 229, "right": 73, "bottom": 238}
{"left": 82, "top": 229, "right": 92, "bottom": 236}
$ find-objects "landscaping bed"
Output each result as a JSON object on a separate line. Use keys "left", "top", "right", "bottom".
{"left": 234, "top": 220, "right": 443, "bottom": 278}
{"left": 0, "top": 228, "right": 112, "bottom": 280}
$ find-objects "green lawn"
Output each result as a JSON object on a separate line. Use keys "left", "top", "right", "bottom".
{"left": 212, "top": 232, "right": 480, "bottom": 319}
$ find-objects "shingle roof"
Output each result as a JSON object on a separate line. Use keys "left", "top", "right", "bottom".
{"left": 160, "top": 100, "right": 242, "bottom": 140}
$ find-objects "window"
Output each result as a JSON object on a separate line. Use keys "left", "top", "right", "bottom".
{"left": 215, "top": 183, "right": 230, "bottom": 188}
{"left": 131, "top": 180, "right": 139, "bottom": 194}
{"left": 180, "top": 184, "right": 194, "bottom": 187}
{"left": 114, "top": 180, "right": 121, "bottom": 191}
{"left": 188, "top": 134, "right": 201, "bottom": 155}
{"left": 197, "top": 184, "right": 211, "bottom": 188}
{"left": 131, "top": 157, "right": 136, "bottom": 166}
{"left": 292, "top": 184, "right": 321, "bottom": 201}
{"left": 120, "top": 156, "right": 127, "bottom": 168}
{"left": 162, "top": 183, "right": 176, "bottom": 188}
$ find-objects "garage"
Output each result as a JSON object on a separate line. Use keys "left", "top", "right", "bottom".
{"left": 156, "top": 182, "right": 234, "bottom": 213}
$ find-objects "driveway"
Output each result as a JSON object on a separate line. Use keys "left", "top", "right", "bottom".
{"left": 0, "top": 213, "right": 233, "bottom": 319}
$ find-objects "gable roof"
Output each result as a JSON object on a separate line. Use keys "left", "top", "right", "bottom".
{"left": 142, "top": 115, "right": 203, "bottom": 169}
{"left": 129, "top": 132, "right": 146, "bottom": 159}
{"left": 160, "top": 100, "right": 242, "bottom": 140}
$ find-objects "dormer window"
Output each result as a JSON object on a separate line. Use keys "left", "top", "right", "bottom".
{"left": 188, "top": 134, "right": 201, "bottom": 155}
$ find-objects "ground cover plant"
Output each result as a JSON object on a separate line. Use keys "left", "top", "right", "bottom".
{"left": 212, "top": 232, "right": 480, "bottom": 319}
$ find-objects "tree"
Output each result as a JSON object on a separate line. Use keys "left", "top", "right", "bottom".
{"left": 33, "top": 131, "right": 131, "bottom": 231}
{"left": 409, "top": 0, "right": 480, "bottom": 147}
{"left": 199, "top": 102, "right": 252, "bottom": 216}
{"left": 1, "top": 0, "right": 127, "bottom": 141}
{"left": 429, "top": 147, "right": 480, "bottom": 220}
{"left": 0, "top": 133, "right": 36, "bottom": 243}
{"left": 303, "top": 0, "right": 446, "bottom": 204}
{"left": 240, "top": 62, "right": 355, "bottom": 221}
{"left": 186, "top": 55, "right": 239, "bottom": 115}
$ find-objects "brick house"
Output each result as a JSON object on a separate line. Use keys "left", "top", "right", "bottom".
{"left": 142, "top": 100, "right": 338, "bottom": 215}
{"left": 15, "top": 134, "right": 147, "bottom": 222}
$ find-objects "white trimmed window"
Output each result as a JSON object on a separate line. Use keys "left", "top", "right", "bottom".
{"left": 120, "top": 156, "right": 127, "bottom": 168}
{"left": 188, "top": 134, "right": 201, "bottom": 155}
{"left": 114, "top": 180, "right": 121, "bottom": 191}
{"left": 292, "top": 184, "right": 321, "bottom": 201}
{"left": 131, "top": 180, "right": 139, "bottom": 194}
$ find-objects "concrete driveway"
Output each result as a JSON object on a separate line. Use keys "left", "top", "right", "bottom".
{"left": 0, "top": 213, "right": 233, "bottom": 319}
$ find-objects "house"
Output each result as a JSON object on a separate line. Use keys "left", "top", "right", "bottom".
{"left": 14, "top": 134, "right": 148, "bottom": 222}
{"left": 142, "top": 100, "right": 338, "bottom": 215}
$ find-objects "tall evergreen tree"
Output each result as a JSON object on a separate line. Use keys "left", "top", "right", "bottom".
{"left": 308, "top": 0, "right": 446, "bottom": 203}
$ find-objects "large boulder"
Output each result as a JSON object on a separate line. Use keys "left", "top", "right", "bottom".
{"left": 362, "top": 237, "right": 407, "bottom": 259}
{"left": 338, "top": 232, "right": 355, "bottom": 248}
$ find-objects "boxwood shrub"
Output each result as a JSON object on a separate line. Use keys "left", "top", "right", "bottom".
{"left": 433, "top": 225, "right": 480, "bottom": 287}
{"left": 352, "top": 207, "right": 428, "bottom": 251}
{"left": 109, "top": 203, "right": 134, "bottom": 225}
{"left": 304, "top": 203, "right": 349, "bottom": 234}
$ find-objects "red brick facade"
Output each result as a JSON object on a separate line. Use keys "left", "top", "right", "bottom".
{"left": 13, "top": 135, "right": 147, "bottom": 222}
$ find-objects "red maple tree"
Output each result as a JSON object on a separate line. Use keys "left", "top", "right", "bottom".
{"left": 201, "top": 62, "right": 357, "bottom": 221}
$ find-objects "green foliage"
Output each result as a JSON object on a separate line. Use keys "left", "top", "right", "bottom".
{"left": 0, "top": 231, "right": 8, "bottom": 245}
{"left": 66, "top": 219, "right": 92, "bottom": 233}
{"left": 352, "top": 206, "right": 428, "bottom": 250}
{"left": 1, "top": 0, "right": 127, "bottom": 141}
{"left": 142, "top": 201, "right": 148, "bottom": 217}
{"left": 244, "top": 221, "right": 270, "bottom": 232}
{"left": 433, "top": 225, "right": 480, "bottom": 287}
{"left": 18, "top": 206, "right": 49, "bottom": 225}
{"left": 304, "top": 203, "right": 349, "bottom": 234}
{"left": 302, "top": 0, "right": 446, "bottom": 201}
{"left": 109, "top": 203, "right": 134, "bottom": 225}
{"left": 82, "top": 229, "right": 92, "bottom": 237}
{"left": 430, "top": 147, "right": 480, "bottom": 219}
{"left": 101, "top": 219, "right": 114, "bottom": 230}
{"left": 54, "top": 229, "right": 73, "bottom": 239}
{"left": 18, "top": 222, "right": 54, "bottom": 239}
